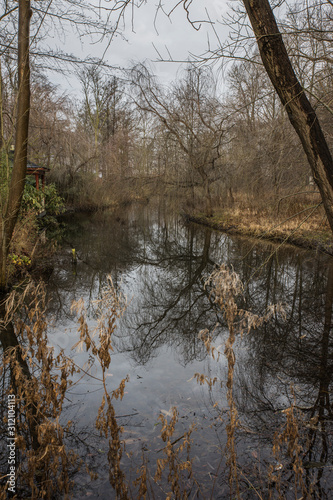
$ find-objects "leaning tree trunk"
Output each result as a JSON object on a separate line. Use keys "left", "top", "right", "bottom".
{"left": 242, "top": 0, "right": 333, "bottom": 233}
{"left": 0, "top": 0, "right": 31, "bottom": 288}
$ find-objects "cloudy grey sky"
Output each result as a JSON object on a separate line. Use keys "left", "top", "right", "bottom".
{"left": 48, "top": 0, "right": 230, "bottom": 93}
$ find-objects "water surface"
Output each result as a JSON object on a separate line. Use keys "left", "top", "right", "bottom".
{"left": 45, "top": 204, "right": 333, "bottom": 498}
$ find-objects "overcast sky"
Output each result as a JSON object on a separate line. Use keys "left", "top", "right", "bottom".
{"left": 48, "top": 0, "right": 231, "bottom": 95}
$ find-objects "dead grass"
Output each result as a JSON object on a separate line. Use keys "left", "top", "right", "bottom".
{"left": 188, "top": 192, "right": 333, "bottom": 254}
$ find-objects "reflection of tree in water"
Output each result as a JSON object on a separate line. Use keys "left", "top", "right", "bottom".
{"left": 118, "top": 229, "right": 218, "bottom": 365}
{"left": 47, "top": 207, "right": 199, "bottom": 319}
{"left": 48, "top": 206, "right": 225, "bottom": 366}
{"left": 232, "top": 254, "right": 333, "bottom": 497}
{"left": 43, "top": 204, "right": 333, "bottom": 495}
{"left": 46, "top": 209, "right": 145, "bottom": 322}
{"left": 0, "top": 285, "right": 130, "bottom": 499}
{"left": 47, "top": 206, "right": 333, "bottom": 370}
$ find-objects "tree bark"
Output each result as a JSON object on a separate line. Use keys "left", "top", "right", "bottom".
{"left": 0, "top": 0, "right": 31, "bottom": 288}
{"left": 242, "top": 0, "right": 333, "bottom": 233}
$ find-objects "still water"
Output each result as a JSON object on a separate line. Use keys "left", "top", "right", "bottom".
{"left": 43, "top": 204, "right": 333, "bottom": 498}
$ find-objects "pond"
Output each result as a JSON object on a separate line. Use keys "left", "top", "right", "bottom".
{"left": 2, "top": 202, "right": 333, "bottom": 499}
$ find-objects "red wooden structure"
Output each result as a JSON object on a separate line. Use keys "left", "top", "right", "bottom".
{"left": 26, "top": 162, "right": 50, "bottom": 190}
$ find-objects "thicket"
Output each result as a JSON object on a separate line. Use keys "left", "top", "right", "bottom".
{"left": 22, "top": 183, "right": 64, "bottom": 216}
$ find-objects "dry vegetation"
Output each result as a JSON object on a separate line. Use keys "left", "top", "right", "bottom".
{"left": 1, "top": 0, "right": 333, "bottom": 294}
{"left": 0, "top": 266, "right": 322, "bottom": 499}
{"left": 187, "top": 191, "right": 333, "bottom": 255}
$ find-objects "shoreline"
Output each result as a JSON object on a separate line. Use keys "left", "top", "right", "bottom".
{"left": 184, "top": 213, "right": 333, "bottom": 257}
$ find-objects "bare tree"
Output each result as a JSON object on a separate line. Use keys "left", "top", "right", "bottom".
{"left": 241, "top": 0, "right": 333, "bottom": 232}
{"left": 0, "top": 1, "right": 130, "bottom": 287}
{"left": 130, "top": 63, "right": 226, "bottom": 215}
{"left": 225, "top": 57, "right": 309, "bottom": 204}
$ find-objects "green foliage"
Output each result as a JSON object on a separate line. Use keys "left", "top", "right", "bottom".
{"left": 8, "top": 254, "right": 31, "bottom": 268}
{"left": 22, "top": 183, "right": 44, "bottom": 213}
{"left": 44, "top": 183, "right": 66, "bottom": 214}
{"left": 21, "top": 183, "right": 65, "bottom": 215}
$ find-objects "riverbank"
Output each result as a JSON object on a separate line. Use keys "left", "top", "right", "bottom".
{"left": 61, "top": 194, "right": 150, "bottom": 215}
{"left": 184, "top": 207, "right": 333, "bottom": 256}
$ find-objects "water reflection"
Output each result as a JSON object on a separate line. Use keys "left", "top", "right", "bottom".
{"left": 0, "top": 297, "right": 40, "bottom": 453}
{"left": 235, "top": 257, "right": 333, "bottom": 498}
{"left": 6, "top": 203, "right": 332, "bottom": 497}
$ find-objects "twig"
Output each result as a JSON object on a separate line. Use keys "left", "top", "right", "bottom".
{"left": 156, "top": 433, "right": 186, "bottom": 453}
{"left": 237, "top": 466, "right": 264, "bottom": 500}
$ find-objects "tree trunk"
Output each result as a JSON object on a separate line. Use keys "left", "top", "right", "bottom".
{"left": 198, "top": 167, "right": 213, "bottom": 216}
{"left": 0, "top": 0, "right": 31, "bottom": 288}
{"left": 242, "top": 0, "right": 333, "bottom": 233}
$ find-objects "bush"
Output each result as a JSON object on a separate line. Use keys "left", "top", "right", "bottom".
{"left": 21, "top": 183, "right": 65, "bottom": 215}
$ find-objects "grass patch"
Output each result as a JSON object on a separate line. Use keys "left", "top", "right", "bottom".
{"left": 186, "top": 199, "right": 333, "bottom": 255}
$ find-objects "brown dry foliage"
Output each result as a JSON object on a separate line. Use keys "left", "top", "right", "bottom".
{"left": 198, "top": 264, "right": 286, "bottom": 499}
{"left": 154, "top": 407, "right": 196, "bottom": 500}
{"left": 1, "top": 282, "right": 79, "bottom": 499}
{"left": 1, "top": 277, "right": 130, "bottom": 499}
{"left": 0, "top": 267, "right": 315, "bottom": 500}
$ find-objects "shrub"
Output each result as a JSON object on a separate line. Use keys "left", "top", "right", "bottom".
{"left": 21, "top": 183, "right": 65, "bottom": 215}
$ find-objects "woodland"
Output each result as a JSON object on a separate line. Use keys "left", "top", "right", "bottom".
{"left": 0, "top": 1, "right": 333, "bottom": 499}
{"left": 0, "top": 0, "right": 332, "bottom": 288}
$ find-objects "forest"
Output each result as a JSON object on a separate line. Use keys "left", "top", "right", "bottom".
{"left": 1, "top": 0, "right": 332, "bottom": 273}
{"left": 0, "top": 1, "right": 333, "bottom": 499}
